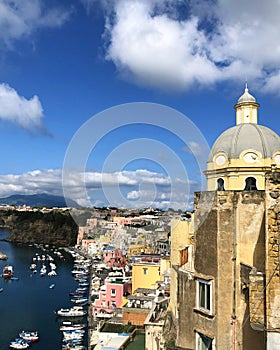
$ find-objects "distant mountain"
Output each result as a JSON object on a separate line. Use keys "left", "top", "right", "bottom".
{"left": 0, "top": 193, "right": 80, "bottom": 208}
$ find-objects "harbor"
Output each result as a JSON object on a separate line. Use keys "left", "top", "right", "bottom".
{"left": 0, "top": 230, "right": 145, "bottom": 350}
{"left": 0, "top": 229, "right": 85, "bottom": 349}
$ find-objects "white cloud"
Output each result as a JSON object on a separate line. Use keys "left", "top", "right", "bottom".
{"left": 89, "top": 0, "right": 280, "bottom": 92}
{"left": 0, "top": 0, "right": 71, "bottom": 48}
{"left": 0, "top": 169, "right": 63, "bottom": 198}
{"left": 127, "top": 190, "right": 140, "bottom": 200}
{"left": 0, "top": 167, "right": 197, "bottom": 210}
{"left": 0, "top": 83, "right": 47, "bottom": 132}
{"left": 104, "top": 0, "right": 219, "bottom": 90}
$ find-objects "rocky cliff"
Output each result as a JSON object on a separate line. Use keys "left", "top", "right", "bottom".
{"left": 0, "top": 210, "right": 78, "bottom": 246}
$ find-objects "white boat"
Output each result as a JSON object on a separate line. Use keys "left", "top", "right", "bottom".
{"left": 71, "top": 297, "right": 88, "bottom": 304}
{"left": 40, "top": 265, "right": 47, "bottom": 276}
{"left": 29, "top": 263, "right": 36, "bottom": 270}
{"left": 50, "top": 262, "right": 56, "bottom": 270}
{"left": 62, "top": 341, "right": 85, "bottom": 350}
{"left": 2, "top": 265, "right": 14, "bottom": 278}
{"left": 10, "top": 339, "right": 29, "bottom": 349}
{"left": 59, "top": 322, "right": 86, "bottom": 331}
{"left": 48, "top": 270, "right": 57, "bottom": 276}
{"left": 19, "top": 330, "right": 39, "bottom": 342}
{"left": 55, "top": 306, "right": 87, "bottom": 317}
{"left": 63, "top": 330, "right": 85, "bottom": 340}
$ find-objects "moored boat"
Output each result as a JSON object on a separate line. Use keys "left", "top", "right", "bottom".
{"left": 55, "top": 306, "right": 87, "bottom": 317}
{"left": 63, "top": 329, "right": 85, "bottom": 339}
{"left": 10, "top": 339, "right": 30, "bottom": 349}
{"left": 59, "top": 322, "right": 86, "bottom": 331}
{"left": 29, "top": 263, "right": 36, "bottom": 271}
{"left": 40, "top": 265, "right": 47, "bottom": 276}
{"left": 70, "top": 297, "right": 88, "bottom": 305}
{"left": 2, "top": 265, "right": 14, "bottom": 279}
{"left": 19, "top": 331, "right": 39, "bottom": 343}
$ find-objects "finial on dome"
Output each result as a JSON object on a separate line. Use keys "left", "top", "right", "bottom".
{"left": 237, "top": 82, "right": 256, "bottom": 104}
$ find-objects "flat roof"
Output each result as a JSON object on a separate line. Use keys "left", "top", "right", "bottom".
{"left": 92, "top": 332, "right": 130, "bottom": 350}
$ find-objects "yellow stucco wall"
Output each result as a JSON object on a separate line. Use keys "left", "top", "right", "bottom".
{"left": 206, "top": 155, "right": 280, "bottom": 191}
{"left": 132, "top": 263, "right": 160, "bottom": 292}
{"left": 170, "top": 217, "right": 194, "bottom": 319}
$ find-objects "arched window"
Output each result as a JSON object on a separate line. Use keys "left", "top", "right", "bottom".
{"left": 217, "top": 178, "right": 225, "bottom": 191}
{"left": 244, "top": 177, "right": 257, "bottom": 190}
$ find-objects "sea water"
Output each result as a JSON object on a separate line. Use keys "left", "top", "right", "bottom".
{"left": 0, "top": 229, "right": 87, "bottom": 350}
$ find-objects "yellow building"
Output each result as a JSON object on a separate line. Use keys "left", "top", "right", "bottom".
{"left": 128, "top": 234, "right": 154, "bottom": 257}
{"left": 132, "top": 259, "right": 161, "bottom": 292}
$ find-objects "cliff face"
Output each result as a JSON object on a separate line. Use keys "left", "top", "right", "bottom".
{"left": 0, "top": 210, "right": 78, "bottom": 246}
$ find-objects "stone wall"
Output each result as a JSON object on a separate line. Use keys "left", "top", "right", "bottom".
{"left": 249, "top": 269, "right": 265, "bottom": 328}
{"left": 265, "top": 172, "right": 280, "bottom": 348}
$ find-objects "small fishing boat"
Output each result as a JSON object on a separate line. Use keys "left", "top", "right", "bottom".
{"left": 78, "top": 282, "right": 89, "bottom": 287}
{"left": 48, "top": 270, "right": 57, "bottom": 276}
{"left": 40, "top": 265, "right": 47, "bottom": 276}
{"left": 63, "top": 329, "right": 85, "bottom": 337}
{"left": 55, "top": 306, "right": 87, "bottom": 317}
{"left": 70, "top": 297, "right": 88, "bottom": 304}
{"left": 62, "top": 339, "right": 85, "bottom": 349}
{"left": 2, "top": 265, "right": 14, "bottom": 279}
{"left": 69, "top": 290, "right": 87, "bottom": 297}
{"left": 9, "top": 339, "right": 30, "bottom": 349}
{"left": 59, "top": 322, "right": 86, "bottom": 331}
{"left": 29, "top": 263, "right": 36, "bottom": 271}
{"left": 19, "top": 330, "right": 39, "bottom": 343}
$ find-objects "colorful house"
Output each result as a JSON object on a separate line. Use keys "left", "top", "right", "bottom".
{"left": 131, "top": 255, "right": 162, "bottom": 292}
{"left": 92, "top": 274, "right": 131, "bottom": 319}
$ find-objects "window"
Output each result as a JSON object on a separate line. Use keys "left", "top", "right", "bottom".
{"left": 180, "top": 247, "right": 188, "bottom": 266}
{"left": 196, "top": 332, "right": 213, "bottom": 350}
{"left": 217, "top": 178, "right": 225, "bottom": 191}
{"left": 244, "top": 177, "right": 257, "bottom": 190}
{"left": 143, "top": 268, "right": 148, "bottom": 275}
{"left": 111, "top": 288, "right": 116, "bottom": 296}
{"left": 197, "top": 279, "right": 212, "bottom": 313}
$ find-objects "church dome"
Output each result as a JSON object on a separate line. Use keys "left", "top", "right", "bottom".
{"left": 209, "top": 123, "right": 280, "bottom": 161}
{"left": 206, "top": 86, "right": 280, "bottom": 191}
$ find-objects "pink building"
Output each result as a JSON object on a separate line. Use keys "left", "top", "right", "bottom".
{"left": 81, "top": 239, "right": 96, "bottom": 251}
{"left": 103, "top": 247, "right": 123, "bottom": 264}
{"left": 92, "top": 277, "right": 130, "bottom": 318}
{"left": 113, "top": 217, "right": 133, "bottom": 227}
{"left": 113, "top": 216, "right": 143, "bottom": 227}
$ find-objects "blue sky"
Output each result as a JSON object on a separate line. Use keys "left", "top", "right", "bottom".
{"left": 0, "top": 0, "right": 280, "bottom": 210}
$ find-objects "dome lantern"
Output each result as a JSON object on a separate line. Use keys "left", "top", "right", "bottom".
{"left": 234, "top": 84, "right": 260, "bottom": 125}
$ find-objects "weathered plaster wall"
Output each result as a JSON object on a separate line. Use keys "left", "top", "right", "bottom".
{"left": 265, "top": 173, "right": 280, "bottom": 349}
{"left": 170, "top": 218, "right": 194, "bottom": 322}
{"left": 176, "top": 190, "right": 266, "bottom": 349}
